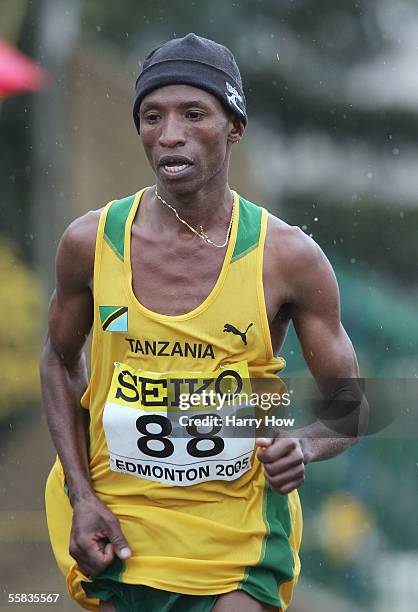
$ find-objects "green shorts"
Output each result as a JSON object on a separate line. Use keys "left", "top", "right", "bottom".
{"left": 82, "top": 579, "right": 219, "bottom": 612}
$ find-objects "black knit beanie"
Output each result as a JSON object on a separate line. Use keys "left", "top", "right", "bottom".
{"left": 133, "top": 33, "right": 247, "bottom": 132}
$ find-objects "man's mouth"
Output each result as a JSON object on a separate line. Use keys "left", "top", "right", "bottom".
{"left": 163, "top": 163, "right": 191, "bottom": 174}
{"left": 159, "top": 156, "right": 194, "bottom": 176}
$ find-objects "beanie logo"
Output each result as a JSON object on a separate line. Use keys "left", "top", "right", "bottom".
{"left": 225, "top": 81, "right": 244, "bottom": 116}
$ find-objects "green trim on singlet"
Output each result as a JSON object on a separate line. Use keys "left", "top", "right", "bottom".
{"left": 231, "top": 197, "right": 263, "bottom": 263}
{"left": 104, "top": 195, "right": 136, "bottom": 261}
{"left": 238, "top": 486, "right": 295, "bottom": 608}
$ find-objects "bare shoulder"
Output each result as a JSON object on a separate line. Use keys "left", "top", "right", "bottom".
{"left": 265, "top": 211, "right": 324, "bottom": 273}
{"left": 263, "top": 210, "right": 339, "bottom": 308}
{"left": 56, "top": 208, "right": 102, "bottom": 291}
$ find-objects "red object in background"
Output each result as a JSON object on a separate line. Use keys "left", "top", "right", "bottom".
{"left": 0, "top": 37, "right": 47, "bottom": 97}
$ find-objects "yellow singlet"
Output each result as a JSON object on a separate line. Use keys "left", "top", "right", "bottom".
{"left": 45, "top": 188, "right": 302, "bottom": 611}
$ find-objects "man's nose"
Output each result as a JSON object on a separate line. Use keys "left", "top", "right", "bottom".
{"left": 158, "top": 116, "right": 186, "bottom": 148}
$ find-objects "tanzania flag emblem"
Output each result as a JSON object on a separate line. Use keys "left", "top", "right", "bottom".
{"left": 99, "top": 306, "right": 128, "bottom": 332}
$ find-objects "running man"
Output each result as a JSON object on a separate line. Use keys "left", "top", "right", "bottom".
{"left": 42, "top": 34, "right": 365, "bottom": 612}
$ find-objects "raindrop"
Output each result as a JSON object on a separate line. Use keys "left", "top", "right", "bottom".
{"left": 367, "top": 172, "right": 373, "bottom": 179}
{"left": 301, "top": 224, "right": 307, "bottom": 231}
{"left": 314, "top": 217, "right": 318, "bottom": 222}
{"left": 96, "top": 25, "right": 101, "bottom": 32}
{"left": 392, "top": 148, "right": 399, "bottom": 156}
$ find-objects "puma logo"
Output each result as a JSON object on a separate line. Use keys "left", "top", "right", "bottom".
{"left": 223, "top": 322, "right": 253, "bottom": 345}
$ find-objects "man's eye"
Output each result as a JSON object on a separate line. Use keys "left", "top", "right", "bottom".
{"left": 145, "top": 113, "right": 160, "bottom": 123}
{"left": 186, "top": 111, "right": 203, "bottom": 120}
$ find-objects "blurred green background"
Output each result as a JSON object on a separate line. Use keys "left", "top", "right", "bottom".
{"left": 1, "top": 1, "right": 417, "bottom": 610}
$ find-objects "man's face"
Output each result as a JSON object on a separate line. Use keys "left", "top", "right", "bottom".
{"left": 139, "top": 84, "right": 239, "bottom": 195}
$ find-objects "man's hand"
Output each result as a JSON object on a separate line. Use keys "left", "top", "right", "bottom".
{"left": 69, "top": 494, "right": 132, "bottom": 576}
{"left": 256, "top": 436, "right": 307, "bottom": 495}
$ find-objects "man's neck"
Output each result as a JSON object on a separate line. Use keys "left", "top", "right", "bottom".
{"left": 151, "top": 180, "right": 233, "bottom": 236}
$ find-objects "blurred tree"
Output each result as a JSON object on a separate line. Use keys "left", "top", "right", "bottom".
{"left": 284, "top": 196, "right": 418, "bottom": 293}
{"left": 0, "top": 0, "right": 36, "bottom": 260}
{"left": 0, "top": 238, "right": 41, "bottom": 422}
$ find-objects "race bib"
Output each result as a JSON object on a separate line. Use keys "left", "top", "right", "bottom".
{"left": 103, "top": 361, "right": 255, "bottom": 486}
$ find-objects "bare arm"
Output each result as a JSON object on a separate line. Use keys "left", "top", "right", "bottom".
{"left": 41, "top": 218, "right": 94, "bottom": 504}
{"left": 288, "top": 233, "right": 366, "bottom": 461}
{"left": 41, "top": 212, "right": 131, "bottom": 574}
{"left": 258, "top": 225, "right": 368, "bottom": 493}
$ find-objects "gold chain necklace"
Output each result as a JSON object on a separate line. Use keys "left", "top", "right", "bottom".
{"left": 154, "top": 187, "right": 234, "bottom": 248}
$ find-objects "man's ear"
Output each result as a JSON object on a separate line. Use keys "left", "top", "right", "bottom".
{"left": 227, "top": 116, "right": 245, "bottom": 144}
